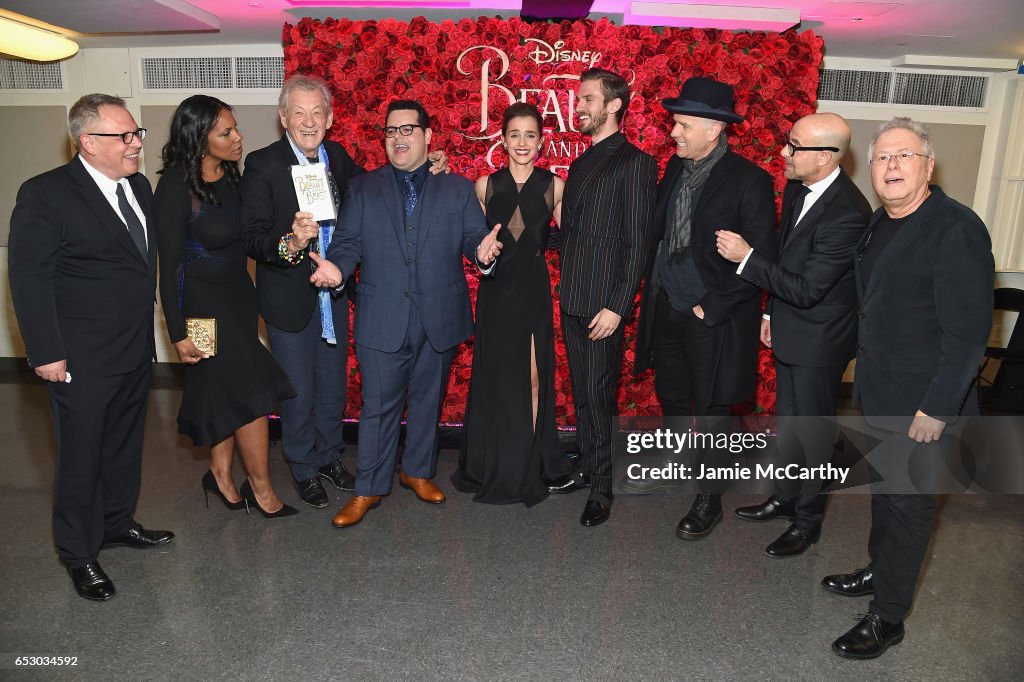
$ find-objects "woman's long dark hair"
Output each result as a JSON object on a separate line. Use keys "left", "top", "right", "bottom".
{"left": 159, "top": 94, "right": 240, "bottom": 206}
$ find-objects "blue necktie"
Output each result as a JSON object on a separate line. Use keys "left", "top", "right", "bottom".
{"left": 403, "top": 173, "right": 418, "bottom": 216}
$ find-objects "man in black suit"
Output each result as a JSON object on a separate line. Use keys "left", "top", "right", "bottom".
{"left": 552, "top": 68, "right": 657, "bottom": 528}
{"left": 9, "top": 94, "right": 174, "bottom": 601}
{"left": 632, "top": 77, "right": 777, "bottom": 540}
{"left": 823, "top": 118, "right": 993, "bottom": 659}
{"left": 716, "top": 113, "right": 871, "bottom": 557}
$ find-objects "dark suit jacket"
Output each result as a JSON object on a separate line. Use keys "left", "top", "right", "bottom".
{"left": 8, "top": 156, "right": 156, "bottom": 377}
{"left": 241, "top": 136, "right": 363, "bottom": 332}
{"left": 327, "top": 165, "right": 489, "bottom": 354}
{"left": 559, "top": 133, "right": 657, "bottom": 318}
{"left": 740, "top": 170, "right": 871, "bottom": 367}
{"left": 853, "top": 186, "right": 993, "bottom": 424}
{"left": 634, "top": 151, "right": 777, "bottom": 404}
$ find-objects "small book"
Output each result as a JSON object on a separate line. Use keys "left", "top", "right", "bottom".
{"left": 291, "top": 164, "right": 336, "bottom": 222}
{"left": 185, "top": 317, "right": 217, "bottom": 357}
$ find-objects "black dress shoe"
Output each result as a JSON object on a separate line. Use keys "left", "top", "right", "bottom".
{"left": 295, "top": 477, "right": 329, "bottom": 508}
{"left": 547, "top": 472, "right": 590, "bottom": 495}
{"left": 734, "top": 496, "right": 795, "bottom": 522}
{"left": 67, "top": 562, "right": 115, "bottom": 601}
{"left": 102, "top": 524, "right": 175, "bottom": 549}
{"left": 580, "top": 498, "right": 611, "bottom": 527}
{"left": 318, "top": 459, "right": 355, "bottom": 491}
{"left": 822, "top": 567, "right": 874, "bottom": 597}
{"left": 765, "top": 524, "right": 821, "bottom": 558}
{"left": 676, "top": 493, "right": 723, "bottom": 540}
{"left": 832, "top": 613, "right": 904, "bottom": 659}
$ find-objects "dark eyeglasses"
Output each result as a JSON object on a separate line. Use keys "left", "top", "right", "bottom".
{"left": 88, "top": 128, "right": 147, "bottom": 144}
{"left": 384, "top": 124, "right": 425, "bottom": 138}
{"left": 785, "top": 140, "right": 838, "bottom": 155}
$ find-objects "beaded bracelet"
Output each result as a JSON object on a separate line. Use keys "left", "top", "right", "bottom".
{"left": 277, "top": 233, "right": 305, "bottom": 266}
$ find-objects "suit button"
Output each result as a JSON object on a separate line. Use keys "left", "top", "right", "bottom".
{"left": 858, "top": 345, "right": 866, "bottom": 352}
{"left": 858, "top": 312, "right": 866, "bottom": 319}
{"left": 403, "top": 291, "right": 409, "bottom": 297}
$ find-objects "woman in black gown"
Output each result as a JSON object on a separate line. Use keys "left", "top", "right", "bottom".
{"left": 452, "top": 103, "right": 574, "bottom": 506}
{"left": 155, "top": 95, "right": 297, "bottom": 518}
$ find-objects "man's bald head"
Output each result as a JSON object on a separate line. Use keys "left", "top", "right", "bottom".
{"left": 782, "top": 112, "right": 852, "bottom": 183}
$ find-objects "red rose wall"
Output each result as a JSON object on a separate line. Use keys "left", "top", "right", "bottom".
{"left": 282, "top": 16, "right": 825, "bottom": 423}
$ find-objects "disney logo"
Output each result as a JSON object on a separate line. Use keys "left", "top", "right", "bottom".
{"left": 525, "top": 39, "right": 601, "bottom": 66}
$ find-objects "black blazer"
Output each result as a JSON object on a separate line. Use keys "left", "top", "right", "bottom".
{"left": 740, "top": 170, "right": 871, "bottom": 367}
{"left": 8, "top": 156, "right": 156, "bottom": 377}
{"left": 853, "top": 186, "right": 993, "bottom": 423}
{"left": 241, "top": 136, "right": 363, "bottom": 332}
{"left": 559, "top": 133, "right": 657, "bottom": 318}
{"left": 634, "top": 151, "right": 777, "bottom": 404}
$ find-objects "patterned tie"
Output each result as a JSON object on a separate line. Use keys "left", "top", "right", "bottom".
{"left": 116, "top": 182, "right": 147, "bottom": 257}
{"left": 403, "top": 173, "right": 418, "bottom": 216}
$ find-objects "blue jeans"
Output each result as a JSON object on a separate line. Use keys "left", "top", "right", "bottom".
{"left": 266, "top": 304, "right": 348, "bottom": 481}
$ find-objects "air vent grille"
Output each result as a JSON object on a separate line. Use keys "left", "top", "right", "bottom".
{"left": 891, "top": 72, "right": 986, "bottom": 107}
{"left": 818, "top": 68, "right": 987, "bottom": 108}
{"left": 142, "top": 56, "right": 283, "bottom": 90}
{"left": 818, "top": 69, "right": 892, "bottom": 103}
{"left": 235, "top": 56, "right": 284, "bottom": 89}
{"left": 0, "top": 58, "right": 63, "bottom": 90}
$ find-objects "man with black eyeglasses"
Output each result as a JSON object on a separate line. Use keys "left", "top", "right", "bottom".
{"left": 717, "top": 112, "right": 871, "bottom": 558}
{"left": 9, "top": 94, "right": 174, "bottom": 601}
{"left": 308, "top": 100, "right": 502, "bottom": 528}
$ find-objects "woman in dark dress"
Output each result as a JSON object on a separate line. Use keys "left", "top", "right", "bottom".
{"left": 155, "top": 95, "right": 297, "bottom": 518}
{"left": 452, "top": 103, "right": 574, "bottom": 506}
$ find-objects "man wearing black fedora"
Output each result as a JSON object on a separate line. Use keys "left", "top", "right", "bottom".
{"left": 633, "top": 77, "right": 777, "bottom": 539}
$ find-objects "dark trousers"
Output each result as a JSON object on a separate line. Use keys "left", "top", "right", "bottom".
{"left": 561, "top": 312, "right": 624, "bottom": 502}
{"left": 48, "top": 359, "right": 151, "bottom": 568}
{"left": 266, "top": 303, "right": 348, "bottom": 481}
{"left": 774, "top": 360, "right": 846, "bottom": 529}
{"left": 651, "top": 294, "right": 730, "bottom": 491}
{"left": 354, "top": 303, "right": 455, "bottom": 496}
{"left": 864, "top": 422, "right": 949, "bottom": 623}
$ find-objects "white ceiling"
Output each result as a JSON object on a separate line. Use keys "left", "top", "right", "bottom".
{"left": 1, "top": 0, "right": 1021, "bottom": 61}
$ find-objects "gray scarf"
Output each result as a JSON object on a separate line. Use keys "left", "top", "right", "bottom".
{"left": 666, "top": 134, "right": 729, "bottom": 259}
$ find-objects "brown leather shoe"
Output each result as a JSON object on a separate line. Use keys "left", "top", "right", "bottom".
{"left": 399, "top": 471, "right": 446, "bottom": 504}
{"left": 331, "top": 495, "right": 381, "bottom": 528}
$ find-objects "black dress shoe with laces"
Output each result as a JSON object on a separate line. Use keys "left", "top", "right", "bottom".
{"left": 547, "top": 472, "right": 590, "bottom": 495}
{"left": 102, "top": 524, "right": 175, "bottom": 549}
{"left": 580, "top": 498, "right": 611, "bottom": 527}
{"left": 734, "top": 496, "right": 795, "bottom": 522}
{"left": 676, "top": 493, "right": 723, "bottom": 540}
{"left": 295, "top": 477, "right": 329, "bottom": 508}
{"left": 765, "top": 524, "right": 821, "bottom": 558}
{"left": 67, "top": 562, "right": 116, "bottom": 601}
{"left": 821, "top": 567, "right": 874, "bottom": 597}
{"left": 318, "top": 459, "right": 355, "bottom": 491}
{"left": 832, "top": 613, "right": 904, "bottom": 659}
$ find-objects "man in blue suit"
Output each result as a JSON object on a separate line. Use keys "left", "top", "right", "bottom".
{"left": 310, "top": 100, "right": 501, "bottom": 527}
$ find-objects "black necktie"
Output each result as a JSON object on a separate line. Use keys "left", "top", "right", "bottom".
{"left": 116, "top": 182, "right": 148, "bottom": 257}
{"left": 787, "top": 184, "right": 811, "bottom": 237}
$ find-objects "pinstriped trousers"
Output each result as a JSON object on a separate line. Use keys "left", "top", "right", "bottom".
{"left": 561, "top": 312, "right": 625, "bottom": 502}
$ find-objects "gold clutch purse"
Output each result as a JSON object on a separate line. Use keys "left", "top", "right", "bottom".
{"left": 185, "top": 318, "right": 217, "bottom": 356}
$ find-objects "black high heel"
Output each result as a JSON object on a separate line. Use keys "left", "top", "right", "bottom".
{"left": 239, "top": 480, "right": 299, "bottom": 518}
{"left": 202, "top": 470, "right": 247, "bottom": 511}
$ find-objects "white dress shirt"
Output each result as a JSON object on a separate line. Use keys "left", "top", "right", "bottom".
{"left": 78, "top": 155, "right": 148, "bottom": 246}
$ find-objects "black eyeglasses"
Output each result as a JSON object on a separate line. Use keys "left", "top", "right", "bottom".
{"left": 88, "top": 129, "right": 147, "bottom": 144}
{"left": 785, "top": 140, "right": 838, "bottom": 155}
{"left": 384, "top": 124, "right": 425, "bottom": 138}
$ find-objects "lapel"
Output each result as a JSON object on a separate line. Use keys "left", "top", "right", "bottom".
{"left": 376, "top": 166, "right": 408, "bottom": 259}
{"left": 777, "top": 181, "right": 799, "bottom": 250}
{"left": 694, "top": 152, "right": 731, "bottom": 217}
{"left": 416, "top": 169, "right": 437, "bottom": 255}
{"left": 67, "top": 156, "right": 148, "bottom": 265}
{"left": 860, "top": 200, "right": 932, "bottom": 305}
{"left": 566, "top": 132, "right": 625, "bottom": 218}
{"left": 654, "top": 156, "right": 683, "bottom": 235}
{"left": 853, "top": 218, "right": 872, "bottom": 299}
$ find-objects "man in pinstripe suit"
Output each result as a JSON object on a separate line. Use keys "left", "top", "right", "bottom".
{"left": 551, "top": 68, "right": 657, "bottom": 527}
